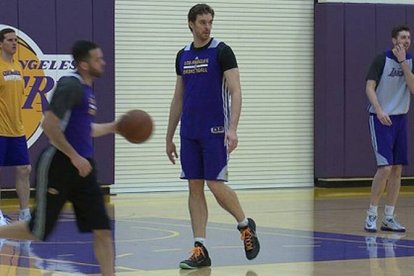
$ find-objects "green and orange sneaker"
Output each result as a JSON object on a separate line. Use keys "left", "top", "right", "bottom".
{"left": 238, "top": 218, "right": 260, "bottom": 260}
{"left": 179, "top": 242, "right": 211, "bottom": 269}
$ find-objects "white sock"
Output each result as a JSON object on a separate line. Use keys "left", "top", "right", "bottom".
{"left": 368, "top": 205, "right": 378, "bottom": 215}
{"left": 384, "top": 205, "right": 395, "bottom": 217}
{"left": 194, "top": 237, "right": 205, "bottom": 245}
{"left": 0, "top": 209, "right": 3, "bottom": 218}
{"left": 238, "top": 218, "right": 249, "bottom": 228}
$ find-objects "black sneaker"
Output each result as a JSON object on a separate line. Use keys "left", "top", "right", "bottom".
{"left": 179, "top": 242, "right": 211, "bottom": 269}
{"left": 238, "top": 218, "right": 260, "bottom": 260}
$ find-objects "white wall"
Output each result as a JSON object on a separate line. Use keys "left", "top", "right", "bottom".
{"left": 114, "top": 0, "right": 314, "bottom": 193}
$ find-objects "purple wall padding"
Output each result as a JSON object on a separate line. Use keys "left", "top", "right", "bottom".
{"left": 343, "top": 4, "right": 376, "bottom": 177}
{"left": 315, "top": 4, "right": 345, "bottom": 177}
{"left": 92, "top": 0, "right": 116, "bottom": 183}
{"left": 315, "top": 3, "right": 414, "bottom": 178}
{"left": 0, "top": 0, "right": 115, "bottom": 187}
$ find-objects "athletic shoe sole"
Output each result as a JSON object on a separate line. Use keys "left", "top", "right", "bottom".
{"left": 380, "top": 226, "right": 406, "bottom": 233}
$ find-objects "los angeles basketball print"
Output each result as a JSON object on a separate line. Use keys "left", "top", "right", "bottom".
{"left": 0, "top": 24, "right": 74, "bottom": 148}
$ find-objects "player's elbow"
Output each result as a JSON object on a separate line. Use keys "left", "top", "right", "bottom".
{"left": 41, "top": 120, "right": 53, "bottom": 137}
{"left": 41, "top": 119, "right": 50, "bottom": 131}
{"left": 42, "top": 111, "right": 61, "bottom": 133}
{"left": 41, "top": 117, "right": 58, "bottom": 137}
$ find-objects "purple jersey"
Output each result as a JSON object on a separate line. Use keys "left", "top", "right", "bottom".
{"left": 176, "top": 38, "right": 237, "bottom": 138}
{"left": 47, "top": 74, "right": 97, "bottom": 158}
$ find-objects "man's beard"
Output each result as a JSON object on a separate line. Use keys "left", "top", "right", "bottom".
{"left": 89, "top": 67, "right": 103, "bottom": 78}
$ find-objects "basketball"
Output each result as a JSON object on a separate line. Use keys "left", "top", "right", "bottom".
{"left": 117, "top": 109, "right": 153, "bottom": 143}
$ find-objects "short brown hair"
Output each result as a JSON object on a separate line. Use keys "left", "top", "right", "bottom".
{"left": 187, "top": 4, "right": 215, "bottom": 31}
{"left": 391, "top": 25, "right": 410, "bottom": 39}
{"left": 0, "top": 28, "right": 16, "bottom": 42}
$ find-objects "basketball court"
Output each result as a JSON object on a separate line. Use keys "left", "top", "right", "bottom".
{"left": 1, "top": 188, "right": 414, "bottom": 275}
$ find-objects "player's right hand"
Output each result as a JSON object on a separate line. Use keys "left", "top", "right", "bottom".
{"left": 392, "top": 43, "right": 406, "bottom": 63}
{"left": 377, "top": 111, "right": 392, "bottom": 126}
{"left": 70, "top": 155, "right": 92, "bottom": 177}
{"left": 166, "top": 141, "right": 178, "bottom": 164}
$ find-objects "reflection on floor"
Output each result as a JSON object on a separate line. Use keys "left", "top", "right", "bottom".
{"left": 1, "top": 188, "right": 414, "bottom": 275}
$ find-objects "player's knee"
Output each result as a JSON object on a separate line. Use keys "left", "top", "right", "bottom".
{"left": 16, "top": 165, "right": 31, "bottom": 177}
{"left": 390, "top": 165, "right": 403, "bottom": 176}
{"left": 206, "top": 180, "right": 226, "bottom": 192}
{"left": 188, "top": 180, "right": 205, "bottom": 194}
{"left": 93, "top": 229, "right": 112, "bottom": 244}
{"left": 377, "top": 166, "right": 392, "bottom": 176}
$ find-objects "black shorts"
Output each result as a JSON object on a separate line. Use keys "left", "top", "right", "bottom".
{"left": 29, "top": 147, "right": 110, "bottom": 240}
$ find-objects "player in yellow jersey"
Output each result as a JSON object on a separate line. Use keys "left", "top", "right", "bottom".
{"left": 0, "top": 28, "right": 31, "bottom": 225}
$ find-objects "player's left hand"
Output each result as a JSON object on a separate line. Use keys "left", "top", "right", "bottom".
{"left": 166, "top": 141, "right": 178, "bottom": 164}
{"left": 225, "top": 129, "right": 238, "bottom": 154}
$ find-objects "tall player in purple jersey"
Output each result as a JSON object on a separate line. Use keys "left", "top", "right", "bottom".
{"left": 166, "top": 4, "right": 260, "bottom": 269}
{"left": 364, "top": 25, "right": 414, "bottom": 234}
{"left": 0, "top": 40, "right": 116, "bottom": 276}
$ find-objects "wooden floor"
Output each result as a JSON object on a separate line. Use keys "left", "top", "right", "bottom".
{"left": 1, "top": 187, "right": 414, "bottom": 275}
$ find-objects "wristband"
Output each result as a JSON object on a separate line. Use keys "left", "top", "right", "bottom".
{"left": 399, "top": 59, "right": 406, "bottom": 64}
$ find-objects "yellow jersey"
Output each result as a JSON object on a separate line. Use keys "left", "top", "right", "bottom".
{"left": 0, "top": 57, "right": 25, "bottom": 137}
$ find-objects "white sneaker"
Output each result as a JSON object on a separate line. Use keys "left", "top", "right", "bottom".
{"left": 19, "top": 212, "right": 31, "bottom": 222}
{"left": 364, "top": 211, "right": 377, "bottom": 232}
{"left": 0, "top": 215, "right": 10, "bottom": 226}
{"left": 381, "top": 216, "right": 406, "bottom": 232}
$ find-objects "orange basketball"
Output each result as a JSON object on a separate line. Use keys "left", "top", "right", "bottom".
{"left": 117, "top": 110, "right": 153, "bottom": 143}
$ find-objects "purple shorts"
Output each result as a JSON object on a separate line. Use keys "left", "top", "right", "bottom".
{"left": 180, "top": 136, "right": 228, "bottom": 181}
{"left": 368, "top": 114, "right": 407, "bottom": 166}
{"left": 0, "top": 135, "right": 30, "bottom": 166}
